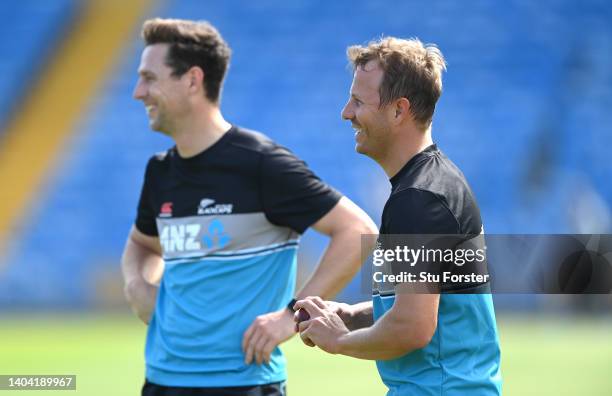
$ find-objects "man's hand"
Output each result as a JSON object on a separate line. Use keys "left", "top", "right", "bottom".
{"left": 242, "top": 308, "right": 295, "bottom": 365}
{"left": 322, "top": 300, "right": 354, "bottom": 324}
{"left": 293, "top": 298, "right": 351, "bottom": 331}
{"left": 124, "top": 278, "right": 158, "bottom": 324}
{"left": 295, "top": 297, "right": 350, "bottom": 354}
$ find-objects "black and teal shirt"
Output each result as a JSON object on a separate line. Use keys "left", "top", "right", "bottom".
{"left": 135, "top": 125, "right": 341, "bottom": 387}
{"left": 374, "top": 144, "right": 502, "bottom": 395}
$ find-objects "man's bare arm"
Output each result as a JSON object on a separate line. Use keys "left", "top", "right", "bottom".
{"left": 328, "top": 300, "right": 374, "bottom": 331}
{"left": 297, "top": 290, "right": 439, "bottom": 360}
{"left": 121, "top": 225, "right": 164, "bottom": 324}
{"left": 242, "top": 196, "right": 378, "bottom": 364}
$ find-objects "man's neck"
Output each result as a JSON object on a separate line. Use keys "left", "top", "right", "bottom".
{"left": 172, "top": 107, "right": 232, "bottom": 158}
{"left": 378, "top": 127, "right": 433, "bottom": 179}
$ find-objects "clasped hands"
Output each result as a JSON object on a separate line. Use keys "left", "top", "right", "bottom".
{"left": 293, "top": 296, "right": 351, "bottom": 354}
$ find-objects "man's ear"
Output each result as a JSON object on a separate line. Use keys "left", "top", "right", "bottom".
{"left": 186, "top": 66, "right": 205, "bottom": 93}
{"left": 393, "top": 97, "right": 411, "bottom": 124}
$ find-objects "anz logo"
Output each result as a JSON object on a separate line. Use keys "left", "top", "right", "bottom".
{"left": 160, "top": 219, "right": 231, "bottom": 253}
{"left": 202, "top": 219, "right": 231, "bottom": 249}
{"left": 160, "top": 224, "right": 201, "bottom": 253}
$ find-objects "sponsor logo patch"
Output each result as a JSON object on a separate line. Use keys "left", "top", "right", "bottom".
{"left": 197, "top": 198, "right": 233, "bottom": 215}
{"left": 159, "top": 220, "right": 232, "bottom": 253}
{"left": 160, "top": 202, "right": 173, "bottom": 218}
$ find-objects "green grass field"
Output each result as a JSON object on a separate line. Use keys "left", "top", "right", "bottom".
{"left": 0, "top": 313, "right": 610, "bottom": 395}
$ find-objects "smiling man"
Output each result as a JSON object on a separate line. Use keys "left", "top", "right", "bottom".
{"left": 295, "top": 37, "right": 502, "bottom": 395}
{"left": 121, "top": 18, "right": 377, "bottom": 396}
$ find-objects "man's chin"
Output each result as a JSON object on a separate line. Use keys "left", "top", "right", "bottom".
{"left": 148, "top": 120, "right": 164, "bottom": 133}
{"left": 355, "top": 143, "right": 368, "bottom": 155}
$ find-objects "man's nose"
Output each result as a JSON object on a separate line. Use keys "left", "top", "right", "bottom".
{"left": 341, "top": 102, "right": 354, "bottom": 120}
{"left": 133, "top": 80, "right": 146, "bottom": 100}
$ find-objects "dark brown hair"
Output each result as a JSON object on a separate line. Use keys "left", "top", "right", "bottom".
{"left": 142, "top": 18, "right": 231, "bottom": 103}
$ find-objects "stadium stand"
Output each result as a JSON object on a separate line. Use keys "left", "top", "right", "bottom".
{"left": 0, "top": 0, "right": 610, "bottom": 307}
{"left": 0, "top": 0, "right": 80, "bottom": 132}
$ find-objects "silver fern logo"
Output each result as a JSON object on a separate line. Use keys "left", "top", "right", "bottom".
{"left": 197, "top": 198, "right": 233, "bottom": 215}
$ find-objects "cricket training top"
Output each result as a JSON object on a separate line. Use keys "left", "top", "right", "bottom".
{"left": 373, "top": 144, "right": 502, "bottom": 395}
{"left": 135, "top": 125, "right": 341, "bottom": 387}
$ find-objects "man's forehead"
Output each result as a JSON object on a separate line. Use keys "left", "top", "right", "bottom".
{"left": 138, "top": 43, "right": 169, "bottom": 72}
{"left": 352, "top": 61, "right": 383, "bottom": 96}
{"left": 359, "top": 59, "right": 382, "bottom": 73}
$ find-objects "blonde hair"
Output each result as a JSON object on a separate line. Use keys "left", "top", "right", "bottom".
{"left": 347, "top": 37, "right": 446, "bottom": 129}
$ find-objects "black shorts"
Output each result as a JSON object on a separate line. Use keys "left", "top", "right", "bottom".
{"left": 142, "top": 380, "right": 286, "bottom": 396}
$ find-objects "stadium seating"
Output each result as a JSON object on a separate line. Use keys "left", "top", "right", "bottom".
{"left": 0, "top": 0, "right": 610, "bottom": 307}
{"left": 0, "top": 0, "right": 80, "bottom": 132}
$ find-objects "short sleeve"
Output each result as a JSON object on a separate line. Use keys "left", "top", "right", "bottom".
{"left": 260, "top": 146, "right": 342, "bottom": 234}
{"left": 384, "top": 188, "right": 460, "bottom": 235}
{"left": 135, "top": 158, "right": 159, "bottom": 236}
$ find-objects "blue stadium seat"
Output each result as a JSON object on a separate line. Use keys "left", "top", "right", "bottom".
{"left": 0, "top": 0, "right": 80, "bottom": 132}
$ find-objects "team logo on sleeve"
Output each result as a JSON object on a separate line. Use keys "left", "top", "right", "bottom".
{"left": 197, "top": 198, "right": 233, "bottom": 215}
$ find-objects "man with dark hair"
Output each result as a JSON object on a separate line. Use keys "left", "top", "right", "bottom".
{"left": 141, "top": 18, "right": 230, "bottom": 104}
{"left": 121, "top": 18, "right": 377, "bottom": 396}
{"left": 295, "top": 37, "right": 502, "bottom": 395}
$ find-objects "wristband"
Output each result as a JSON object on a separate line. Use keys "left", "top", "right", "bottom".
{"left": 286, "top": 298, "right": 298, "bottom": 312}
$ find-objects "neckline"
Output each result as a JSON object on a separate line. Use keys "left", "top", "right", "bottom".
{"left": 389, "top": 144, "right": 438, "bottom": 187}
{"left": 173, "top": 125, "right": 236, "bottom": 164}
